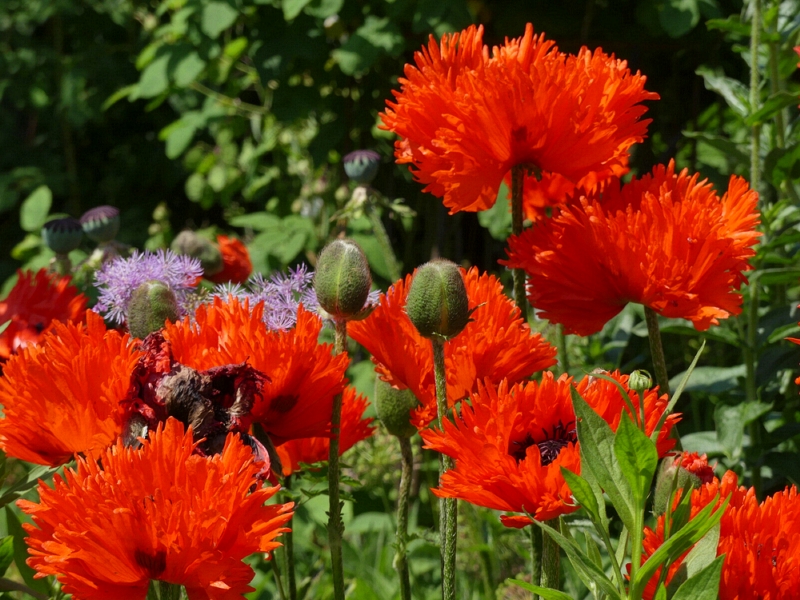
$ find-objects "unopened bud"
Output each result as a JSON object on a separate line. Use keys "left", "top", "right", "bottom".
{"left": 80, "top": 206, "right": 120, "bottom": 243}
{"left": 42, "top": 217, "right": 83, "bottom": 254}
{"left": 343, "top": 150, "right": 380, "bottom": 184}
{"left": 375, "top": 379, "right": 419, "bottom": 438}
{"left": 629, "top": 370, "right": 653, "bottom": 394}
{"left": 314, "top": 239, "right": 372, "bottom": 320}
{"left": 653, "top": 451, "right": 714, "bottom": 515}
{"left": 171, "top": 230, "right": 223, "bottom": 276}
{"left": 406, "top": 259, "right": 470, "bottom": 340}
{"left": 127, "top": 280, "right": 180, "bottom": 339}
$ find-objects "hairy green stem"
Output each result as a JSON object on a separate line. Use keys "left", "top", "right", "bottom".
{"left": 749, "top": 0, "right": 762, "bottom": 195}
{"left": 284, "top": 475, "right": 297, "bottom": 600}
{"left": 510, "top": 165, "right": 528, "bottom": 320}
{"left": 529, "top": 525, "right": 542, "bottom": 600}
{"left": 644, "top": 307, "right": 671, "bottom": 396}
{"left": 328, "top": 319, "right": 348, "bottom": 600}
{"left": 557, "top": 325, "right": 569, "bottom": 374}
{"left": 146, "top": 582, "right": 183, "bottom": 600}
{"left": 432, "top": 339, "right": 457, "bottom": 600}
{"left": 272, "top": 555, "right": 287, "bottom": 600}
{"left": 366, "top": 196, "right": 402, "bottom": 282}
{"left": 540, "top": 520, "right": 561, "bottom": 590}
{"left": 395, "top": 435, "right": 413, "bottom": 600}
{"left": 745, "top": 279, "right": 762, "bottom": 497}
{"left": 629, "top": 512, "right": 645, "bottom": 598}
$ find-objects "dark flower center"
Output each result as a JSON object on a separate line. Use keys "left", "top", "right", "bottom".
{"left": 510, "top": 420, "right": 577, "bottom": 466}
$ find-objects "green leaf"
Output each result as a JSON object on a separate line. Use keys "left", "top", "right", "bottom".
{"left": 282, "top": 0, "right": 312, "bottom": 20}
{"left": 5, "top": 508, "right": 49, "bottom": 594}
{"left": 682, "top": 131, "right": 749, "bottom": 167}
{"left": 696, "top": 66, "right": 750, "bottom": 117}
{"left": 614, "top": 413, "right": 658, "bottom": 505}
{"left": 228, "top": 212, "right": 281, "bottom": 231}
{"left": 201, "top": 2, "right": 239, "bottom": 39}
{"left": 668, "top": 364, "right": 744, "bottom": 395}
{"left": 332, "top": 16, "right": 404, "bottom": 75}
{"left": 659, "top": 0, "right": 700, "bottom": 38}
{"left": 172, "top": 51, "right": 206, "bottom": 87}
{"left": 0, "top": 464, "right": 56, "bottom": 508}
{"left": 561, "top": 468, "right": 600, "bottom": 523}
{"left": 0, "top": 537, "right": 13, "bottom": 577}
{"left": 744, "top": 91, "right": 799, "bottom": 126}
{"left": 652, "top": 339, "right": 706, "bottom": 442}
{"left": 477, "top": 181, "right": 512, "bottom": 240}
{"left": 19, "top": 186, "right": 52, "bottom": 232}
{"left": 137, "top": 53, "right": 170, "bottom": 99}
{"left": 671, "top": 555, "right": 724, "bottom": 600}
{"left": 101, "top": 84, "right": 137, "bottom": 111}
{"left": 653, "top": 584, "right": 667, "bottom": 600}
{"left": 571, "top": 387, "right": 635, "bottom": 531}
{"left": 666, "top": 523, "right": 720, "bottom": 593}
{"left": 681, "top": 431, "right": 725, "bottom": 456}
{"left": 715, "top": 401, "right": 772, "bottom": 460}
{"left": 506, "top": 579, "right": 573, "bottom": 600}
{"left": 764, "top": 144, "right": 800, "bottom": 187}
{"left": 706, "top": 14, "right": 749, "bottom": 35}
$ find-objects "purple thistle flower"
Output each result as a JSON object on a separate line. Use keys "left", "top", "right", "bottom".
{"left": 94, "top": 249, "right": 203, "bottom": 324}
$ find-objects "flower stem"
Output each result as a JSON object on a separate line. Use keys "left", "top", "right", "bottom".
{"left": 366, "top": 195, "right": 402, "bottom": 282}
{"left": 643, "top": 307, "right": 670, "bottom": 396}
{"left": 540, "top": 520, "right": 561, "bottom": 591}
{"left": 749, "top": 0, "right": 762, "bottom": 196}
{"left": 510, "top": 165, "right": 527, "bottom": 320}
{"left": 529, "top": 525, "right": 542, "bottom": 600}
{"left": 146, "top": 582, "right": 184, "bottom": 600}
{"left": 745, "top": 279, "right": 762, "bottom": 497}
{"left": 432, "top": 338, "right": 457, "bottom": 600}
{"left": 557, "top": 325, "right": 569, "bottom": 374}
{"left": 395, "top": 435, "right": 413, "bottom": 600}
{"left": 284, "top": 475, "right": 297, "bottom": 600}
{"left": 328, "top": 319, "right": 348, "bottom": 600}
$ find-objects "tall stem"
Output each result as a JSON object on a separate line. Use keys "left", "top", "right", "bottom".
{"left": 284, "top": 475, "right": 297, "bottom": 600}
{"left": 510, "top": 165, "right": 528, "bottom": 320}
{"left": 328, "top": 319, "right": 348, "bottom": 600}
{"left": 749, "top": 0, "right": 762, "bottom": 197}
{"left": 540, "top": 520, "right": 561, "bottom": 590}
{"left": 146, "top": 582, "right": 184, "bottom": 600}
{"left": 395, "top": 436, "right": 413, "bottom": 600}
{"left": 557, "top": 325, "right": 569, "bottom": 374}
{"left": 745, "top": 279, "right": 762, "bottom": 497}
{"left": 644, "top": 307, "right": 670, "bottom": 396}
{"left": 432, "top": 339, "right": 457, "bottom": 600}
{"left": 529, "top": 525, "right": 542, "bottom": 600}
{"left": 366, "top": 194, "right": 402, "bottom": 282}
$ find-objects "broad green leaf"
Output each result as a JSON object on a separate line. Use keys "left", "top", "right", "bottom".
{"left": 332, "top": 16, "right": 403, "bottom": 75}
{"left": 478, "top": 181, "right": 512, "bottom": 240}
{"left": 0, "top": 537, "right": 13, "bottom": 577}
{"left": 137, "top": 53, "right": 170, "bottom": 99}
{"left": 671, "top": 555, "right": 724, "bottom": 600}
{"left": 571, "top": 388, "right": 635, "bottom": 531}
{"left": 19, "top": 186, "right": 52, "bottom": 232}
{"left": 666, "top": 524, "right": 720, "bottom": 593}
{"left": 223, "top": 37, "right": 249, "bottom": 60}
{"left": 5, "top": 508, "right": 49, "bottom": 594}
{"left": 715, "top": 401, "right": 771, "bottom": 460}
{"left": 681, "top": 431, "right": 725, "bottom": 456}
{"left": 667, "top": 364, "right": 743, "bottom": 395}
{"left": 561, "top": 468, "right": 600, "bottom": 523}
{"left": 228, "top": 212, "right": 280, "bottom": 231}
{"left": 696, "top": 66, "right": 749, "bottom": 117}
{"left": 172, "top": 51, "right": 206, "bottom": 87}
{"left": 745, "top": 91, "right": 800, "bottom": 126}
{"left": 614, "top": 413, "right": 658, "bottom": 506}
{"left": 506, "top": 580, "right": 573, "bottom": 600}
{"left": 654, "top": 584, "right": 668, "bottom": 600}
{"left": 706, "top": 14, "right": 749, "bottom": 35}
{"left": 201, "top": 2, "right": 239, "bottom": 38}
{"left": 282, "top": 0, "right": 312, "bottom": 20}
{"left": 682, "top": 131, "right": 749, "bottom": 167}
{"left": 660, "top": 0, "right": 700, "bottom": 38}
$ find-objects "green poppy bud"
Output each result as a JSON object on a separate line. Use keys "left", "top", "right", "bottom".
{"left": 171, "top": 230, "right": 224, "bottom": 277}
{"left": 314, "top": 239, "right": 372, "bottom": 320}
{"left": 405, "top": 259, "right": 470, "bottom": 340}
{"left": 127, "top": 280, "right": 180, "bottom": 339}
{"left": 42, "top": 217, "right": 83, "bottom": 254}
{"left": 629, "top": 369, "right": 653, "bottom": 394}
{"left": 375, "top": 378, "right": 419, "bottom": 438}
{"left": 80, "top": 205, "right": 120, "bottom": 243}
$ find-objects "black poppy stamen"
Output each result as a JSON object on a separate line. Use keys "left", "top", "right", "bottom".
{"left": 510, "top": 420, "right": 577, "bottom": 466}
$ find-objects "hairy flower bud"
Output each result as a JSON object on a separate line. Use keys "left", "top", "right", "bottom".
{"left": 629, "top": 369, "right": 653, "bottom": 393}
{"left": 314, "top": 239, "right": 372, "bottom": 320}
{"left": 653, "top": 451, "right": 715, "bottom": 515}
{"left": 171, "top": 230, "right": 224, "bottom": 277}
{"left": 375, "top": 379, "right": 418, "bottom": 438}
{"left": 42, "top": 217, "right": 83, "bottom": 254}
{"left": 127, "top": 280, "right": 180, "bottom": 339}
{"left": 405, "top": 259, "right": 470, "bottom": 340}
{"left": 80, "top": 206, "right": 120, "bottom": 244}
{"left": 343, "top": 149, "right": 380, "bottom": 184}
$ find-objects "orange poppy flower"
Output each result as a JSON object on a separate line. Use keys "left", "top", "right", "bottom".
{"left": 504, "top": 161, "right": 761, "bottom": 336}
{"left": 18, "top": 418, "right": 294, "bottom": 600}
{"left": 0, "top": 310, "right": 140, "bottom": 466}
{"left": 275, "top": 387, "right": 375, "bottom": 477}
{"left": 163, "top": 297, "right": 348, "bottom": 445}
{"left": 206, "top": 236, "right": 252, "bottom": 285}
{"left": 0, "top": 269, "right": 87, "bottom": 360}
{"left": 642, "top": 471, "right": 800, "bottom": 600}
{"left": 348, "top": 267, "right": 556, "bottom": 429}
{"left": 421, "top": 370, "right": 678, "bottom": 528}
{"left": 381, "top": 24, "right": 657, "bottom": 213}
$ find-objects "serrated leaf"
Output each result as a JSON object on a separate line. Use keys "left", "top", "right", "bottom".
{"left": 571, "top": 387, "right": 635, "bottom": 531}
{"left": 671, "top": 555, "right": 724, "bottom": 600}
{"left": 19, "top": 186, "right": 52, "bottom": 232}
{"left": 614, "top": 413, "right": 658, "bottom": 505}
{"left": 201, "top": 2, "right": 239, "bottom": 38}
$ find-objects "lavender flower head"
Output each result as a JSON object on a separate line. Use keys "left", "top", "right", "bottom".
{"left": 212, "top": 264, "right": 318, "bottom": 331}
{"left": 94, "top": 249, "right": 203, "bottom": 325}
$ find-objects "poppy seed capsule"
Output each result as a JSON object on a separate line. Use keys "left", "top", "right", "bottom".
{"left": 171, "top": 230, "right": 224, "bottom": 277}
{"left": 80, "top": 205, "right": 120, "bottom": 243}
{"left": 406, "top": 260, "right": 470, "bottom": 340}
{"left": 41, "top": 217, "right": 83, "bottom": 254}
{"left": 314, "top": 239, "right": 372, "bottom": 320}
{"left": 127, "top": 280, "right": 180, "bottom": 339}
{"left": 343, "top": 149, "right": 380, "bottom": 184}
{"left": 375, "top": 378, "right": 419, "bottom": 438}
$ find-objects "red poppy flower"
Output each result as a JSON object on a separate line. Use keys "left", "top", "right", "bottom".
{"left": 0, "top": 269, "right": 87, "bottom": 360}
{"left": 206, "top": 236, "right": 252, "bottom": 285}
{"left": 381, "top": 24, "right": 657, "bottom": 213}
{"left": 642, "top": 471, "right": 800, "bottom": 600}
{"left": 348, "top": 267, "right": 556, "bottom": 429}
{"left": 19, "top": 418, "right": 294, "bottom": 600}
{"left": 504, "top": 161, "right": 761, "bottom": 336}
{"left": 275, "top": 387, "right": 375, "bottom": 477}
{"left": 163, "top": 297, "right": 349, "bottom": 445}
{"left": 421, "top": 370, "right": 678, "bottom": 528}
{"left": 0, "top": 311, "right": 141, "bottom": 466}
